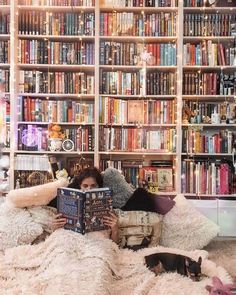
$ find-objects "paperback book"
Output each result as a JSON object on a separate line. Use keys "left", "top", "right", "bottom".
{"left": 57, "top": 187, "right": 112, "bottom": 234}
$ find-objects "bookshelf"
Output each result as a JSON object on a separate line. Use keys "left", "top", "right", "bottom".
{"left": 0, "top": 1, "right": 10, "bottom": 193}
{"left": 182, "top": 1, "right": 236, "bottom": 199}
{"left": 1, "top": 0, "right": 236, "bottom": 202}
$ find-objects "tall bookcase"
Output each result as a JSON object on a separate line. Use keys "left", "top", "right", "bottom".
{"left": 1, "top": 0, "right": 236, "bottom": 205}
{"left": 0, "top": 0, "right": 10, "bottom": 193}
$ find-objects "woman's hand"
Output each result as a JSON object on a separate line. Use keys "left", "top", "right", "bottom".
{"left": 52, "top": 213, "right": 67, "bottom": 231}
{"left": 103, "top": 211, "right": 119, "bottom": 244}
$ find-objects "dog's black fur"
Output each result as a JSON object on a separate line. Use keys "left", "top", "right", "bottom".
{"left": 145, "top": 252, "right": 202, "bottom": 281}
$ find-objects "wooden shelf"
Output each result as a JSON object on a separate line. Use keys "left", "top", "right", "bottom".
{"left": 99, "top": 123, "right": 177, "bottom": 127}
{"left": 182, "top": 95, "right": 236, "bottom": 100}
{"left": 99, "top": 36, "right": 177, "bottom": 42}
{"left": 18, "top": 121, "right": 94, "bottom": 125}
{"left": 184, "top": 193, "right": 236, "bottom": 198}
{"left": 18, "top": 34, "right": 95, "bottom": 40}
{"left": 1, "top": 148, "right": 10, "bottom": 153}
{"left": 18, "top": 93, "right": 95, "bottom": 99}
{"left": 183, "top": 6, "right": 236, "bottom": 13}
{"left": 0, "top": 5, "right": 10, "bottom": 12}
{"left": 183, "top": 65, "right": 236, "bottom": 71}
{"left": 181, "top": 153, "right": 234, "bottom": 156}
{"left": 99, "top": 151, "right": 177, "bottom": 155}
{"left": 99, "top": 6, "right": 178, "bottom": 12}
{"left": 0, "top": 63, "right": 10, "bottom": 68}
{"left": 99, "top": 94, "right": 176, "bottom": 98}
{"left": 15, "top": 150, "right": 94, "bottom": 155}
{"left": 18, "top": 64, "right": 94, "bottom": 71}
{"left": 0, "top": 34, "right": 10, "bottom": 40}
{"left": 18, "top": 5, "right": 95, "bottom": 12}
{"left": 183, "top": 36, "right": 236, "bottom": 42}
{"left": 182, "top": 124, "right": 236, "bottom": 127}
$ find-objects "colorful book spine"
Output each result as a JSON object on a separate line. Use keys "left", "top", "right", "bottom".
{"left": 181, "top": 159, "right": 235, "bottom": 195}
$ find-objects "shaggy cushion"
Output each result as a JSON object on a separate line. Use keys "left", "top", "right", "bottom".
{"left": 0, "top": 201, "right": 43, "bottom": 251}
{"left": 160, "top": 194, "right": 220, "bottom": 251}
{"left": 6, "top": 178, "right": 69, "bottom": 208}
{"left": 103, "top": 167, "right": 134, "bottom": 208}
{"left": 115, "top": 209, "right": 163, "bottom": 249}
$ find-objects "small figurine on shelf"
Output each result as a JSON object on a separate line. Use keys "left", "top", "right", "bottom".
{"left": 48, "top": 124, "right": 65, "bottom": 152}
{"left": 182, "top": 105, "right": 197, "bottom": 124}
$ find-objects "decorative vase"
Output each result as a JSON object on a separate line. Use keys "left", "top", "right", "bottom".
{"left": 49, "top": 138, "right": 63, "bottom": 152}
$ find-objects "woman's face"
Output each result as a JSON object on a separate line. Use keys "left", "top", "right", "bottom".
{"left": 80, "top": 177, "right": 98, "bottom": 191}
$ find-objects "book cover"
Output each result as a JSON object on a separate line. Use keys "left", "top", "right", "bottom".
{"left": 57, "top": 187, "right": 112, "bottom": 234}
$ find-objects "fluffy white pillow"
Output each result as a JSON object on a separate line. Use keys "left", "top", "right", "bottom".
{"left": 160, "top": 194, "right": 219, "bottom": 250}
{"left": 0, "top": 201, "right": 43, "bottom": 251}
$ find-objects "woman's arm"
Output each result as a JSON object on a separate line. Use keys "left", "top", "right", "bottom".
{"left": 103, "top": 211, "right": 119, "bottom": 244}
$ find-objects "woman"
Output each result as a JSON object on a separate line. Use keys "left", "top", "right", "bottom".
{"left": 52, "top": 167, "right": 119, "bottom": 244}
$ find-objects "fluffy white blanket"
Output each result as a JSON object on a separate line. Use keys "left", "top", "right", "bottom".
{"left": 0, "top": 230, "right": 232, "bottom": 295}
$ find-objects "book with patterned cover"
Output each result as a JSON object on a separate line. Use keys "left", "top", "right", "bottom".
{"left": 57, "top": 187, "right": 112, "bottom": 234}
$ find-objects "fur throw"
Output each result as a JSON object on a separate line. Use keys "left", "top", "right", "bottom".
{"left": 0, "top": 202, "right": 43, "bottom": 251}
{"left": 0, "top": 230, "right": 233, "bottom": 294}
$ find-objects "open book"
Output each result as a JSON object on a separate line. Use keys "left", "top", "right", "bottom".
{"left": 57, "top": 187, "right": 113, "bottom": 234}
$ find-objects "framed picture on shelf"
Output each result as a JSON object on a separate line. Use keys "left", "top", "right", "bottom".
{"left": 157, "top": 168, "right": 173, "bottom": 192}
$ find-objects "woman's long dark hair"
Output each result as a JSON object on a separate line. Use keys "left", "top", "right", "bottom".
{"left": 68, "top": 167, "right": 103, "bottom": 189}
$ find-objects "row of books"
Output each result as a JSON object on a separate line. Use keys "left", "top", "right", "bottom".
{"left": 183, "top": 0, "right": 206, "bottom": 6}
{"left": 100, "top": 0, "right": 178, "bottom": 7}
{"left": 18, "top": 124, "right": 94, "bottom": 151}
{"left": 100, "top": 12, "right": 176, "bottom": 36}
{"left": 15, "top": 154, "right": 51, "bottom": 171}
{"left": 182, "top": 129, "right": 235, "bottom": 154}
{"left": 184, "top": 13, "right": 236, "bottom": 37}
{"left": 181, "top": 159, "right": 236, "bottom": 195}
{"left": 0, "top": 13, "right": 9, "bottom": 35}
{"left": 19, "top": 71, "right": 95, "bottom": 94}
{"left": 0, "top": 40, "right": 9, "bottom": 63}
{"left": 18, "top": 40, "right": 95, "bottom": 65}
{"left": 0, "top": 0, "right": 9, "bottom": 4}
{"left": 14, "top": 170, "right": 52, "bottom": 188}
{"left": 184, "top": 0, "right": 236, "bottom": 7}
{"left": 18, "top": 0, "right": 95, "bottom": 5}
{"left": 99, "top": 127, "right": 176, "bottom": 152}
{"left": 99, "top": 159, "right": 174, "bottom": 190}
{"left": 100, "top": 71, "right": 176, "bottom": 96}
{"left": 182, "top": 101, "right": 236, "bottom": 124}
{"left": 0, "top": 96, "right": 10, "bottom": 147}
{"left": 183, "top": 72, "right": 236, "bottom": 96}
{"left": 100, "top": 41, "right": 176, "bottom": 66}
{"left": 19, "top": 12, "right": 95, "bottom": 36}
{"left": 18, "top": 96, "right": 94, "bottom": 123}
{"left": 99, "top": 97, "right": 176, "bottom": 124}
{"left": 147, "top": 72, "right": 176, "bottom": 95}
{"left": 183, "top": 41, "right": 236, "bottom": 66}
{"left": 0, "top": 69, "right": 9, "bottom": 92}
{"left": 100, "top": 70, "right": 144, "bottom": 95}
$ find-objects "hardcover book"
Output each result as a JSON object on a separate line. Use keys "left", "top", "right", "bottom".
{"left": 57, "top": 187, "right": 112, "bottom": 234}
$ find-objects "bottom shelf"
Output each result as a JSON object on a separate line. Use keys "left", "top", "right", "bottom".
{"left": 189, "top": 198, "right": 236, "bottom": 237}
